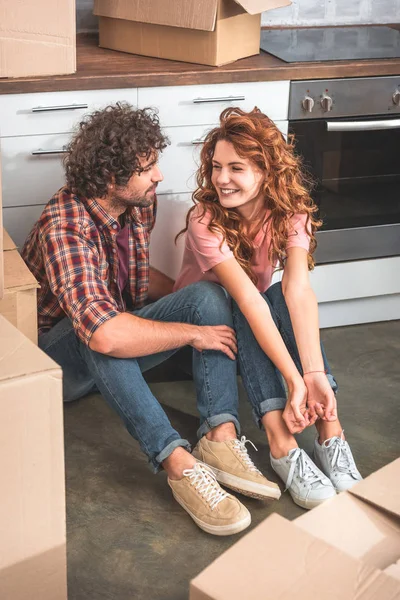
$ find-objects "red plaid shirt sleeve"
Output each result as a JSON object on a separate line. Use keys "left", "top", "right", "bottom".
{"left": 41, "top": 220, "right": 120, "bottom": 345}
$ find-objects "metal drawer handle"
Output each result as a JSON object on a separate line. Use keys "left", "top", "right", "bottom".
{"left": 31, "top": 103, "right": 88, "bottom": 113}
{"left": 327, "top": 119, "right": 400, "bottom": 132}
{"left": 32, "top": 149, "right": 68, "bottom": 155}
{"left": 192, "top": 95, "right": 245, "bottom": 104}
{"left": 191, "top": 139, "right": 205, "bottom": 145}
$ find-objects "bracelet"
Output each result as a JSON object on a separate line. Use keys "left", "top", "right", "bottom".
{"left": 303, "top": 369, "right": 327, "bottom": 376}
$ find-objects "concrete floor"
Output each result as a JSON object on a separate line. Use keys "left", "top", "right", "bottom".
{"left": 64, "top": 320, "right": 400, "bottom": 600}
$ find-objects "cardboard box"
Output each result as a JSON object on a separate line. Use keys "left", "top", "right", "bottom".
{"left": 94, "top": 0, "right": 291, "bottom": 67}
{"left": 190, "top": 458, "right": 400, "bottom": 599}
{"left": 0, "top": 0, "right": 76, "bottom": 78}
{"left": 0, "top": 315, "right": 67, "bottom": 600}
{"left": 0, "top": 229, "right": 39, "bottom": 344}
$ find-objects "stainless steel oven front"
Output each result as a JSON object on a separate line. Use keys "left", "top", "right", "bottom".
{"left": 289, "top": 76, "right": 400, "bottom": 264}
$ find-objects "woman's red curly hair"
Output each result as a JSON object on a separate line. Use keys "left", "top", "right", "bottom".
{"left": 177, "top": 106, "right": 321, "bottom": 284}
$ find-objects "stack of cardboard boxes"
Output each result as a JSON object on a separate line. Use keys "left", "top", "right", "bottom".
{"left": 191, "top": 458, "right": 400, "bottom": 599}
{"left": 0, "top": 113, "right": 67, "bottom": 600}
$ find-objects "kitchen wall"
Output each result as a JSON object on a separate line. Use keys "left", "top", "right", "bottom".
{"left": 76, "top": 0, "right": 400, "bottom": 32}
{"left": 262, "top": 0, "right": 400, "bottom": 26}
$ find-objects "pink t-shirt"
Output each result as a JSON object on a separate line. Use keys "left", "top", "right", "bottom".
{"left": 174, "top": 208, "right": 310, "bottom": 293}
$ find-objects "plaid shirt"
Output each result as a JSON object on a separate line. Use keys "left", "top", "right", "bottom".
{"left": 22, "top": 187, "right": 156, "bottom": 345}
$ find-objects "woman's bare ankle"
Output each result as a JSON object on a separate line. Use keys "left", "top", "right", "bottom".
{"left": 269, "top": 440, "right": 298, "bottom": 460}
{"left": 262, "top": 410, "right": 298, "bottom": 459}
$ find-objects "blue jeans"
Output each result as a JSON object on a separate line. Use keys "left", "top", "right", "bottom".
{"left": 232, "top": 282, "right": 338, "bottom": 429}
{"left": 39, "top": 282, "right": 240, "bottom": 473}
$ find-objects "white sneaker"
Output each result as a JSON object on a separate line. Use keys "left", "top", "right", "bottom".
{"left": 270, "top": 448, "right": 336, "bottom": 510}
{"left": 313, "top": 432, "right": 362, "bottom": 492}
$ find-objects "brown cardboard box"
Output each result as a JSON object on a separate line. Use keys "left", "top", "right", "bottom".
{"left": 0, "top": 315, "right": 67, "bottom": 600}
{"left": 0, "top": 229, "right": 39, "bottom": 344}
{"left": 0, "top": 0, "right": 76, "bottom": 78}
{"left": 190, "top": 458, "right": 400, "bottom": 599}
{"left": 94, "top": 0, "right": 291, "bottom": 66}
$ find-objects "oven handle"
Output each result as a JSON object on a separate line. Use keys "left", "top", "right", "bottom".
{"left": 327, "top": 119, "right": 400, "bottom": 132}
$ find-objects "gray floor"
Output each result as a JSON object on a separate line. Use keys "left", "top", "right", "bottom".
{"left": 64, "top": 320, "right": 400, "bottom": 600}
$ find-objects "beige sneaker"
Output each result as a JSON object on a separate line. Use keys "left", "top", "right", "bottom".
{"left": 168, "top": 463, "right": 251, "bottom": 536}
{"left": 193, "top": 436, "right": 281, "bottom": 501}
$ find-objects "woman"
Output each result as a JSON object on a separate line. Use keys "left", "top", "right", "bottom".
{"left": 174, "top": 107, "right": 362, "bottom": 510}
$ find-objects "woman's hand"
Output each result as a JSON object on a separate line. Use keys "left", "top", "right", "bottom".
{"left": 304, "top": 372, "right": 337, "bottom": 422}
{"left": 283, "top": 380, "right": 309, "bottom": 434}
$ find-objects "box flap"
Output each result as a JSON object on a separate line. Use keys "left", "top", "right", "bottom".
{"left": 349, "top": 459, "right": 400, "bottom": 519}
{"left": 3, "top": 249, "right": 39, "bottom": 292}
{"left": 0, "top": 0, "right": 75, "bottom": 41}
{"left": 296, "top": 491, "right": 400, "bottom": 573}
{"left": 94, "top": 0, "right": 219, "bottom": 32}
{"left": 385, "top": 559, "right": 400, "bottom": 582}
{"left": 233, "top": 0, "right": 291, "bottom": 15}
{"left": 0, "top": 315, "right": 60, "bottom": 383}
{"left": 190, "top": 513, "right": 400, "bottom": 599}
{"left": 3, "top": 228, "right": 17, "bottom": 252}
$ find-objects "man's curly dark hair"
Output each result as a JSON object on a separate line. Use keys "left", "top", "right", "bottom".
{"left": 64, "top": 103, "right": 169, "bottom": 199}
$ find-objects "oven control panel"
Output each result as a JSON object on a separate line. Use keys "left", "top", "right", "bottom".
{"left": 289, "top": 76, "right": 400, "bottom": 120}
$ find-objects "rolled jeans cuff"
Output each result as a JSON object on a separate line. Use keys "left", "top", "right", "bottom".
{"left": 197, "top": 413, "right": 241, "bottom": 440}
{"left": 255, "top": 397, "right": 287, "bottom": 430}
{"left": 327, "top": 373, "right": 338, "bottom": 394}
{"left": 153, "top": 438, "right": 191, "bottom": 474}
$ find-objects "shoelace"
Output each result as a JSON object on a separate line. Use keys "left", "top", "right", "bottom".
{"left": 324, "top": 431, "right": 359, "bottom": 476}
{"left": 285, "top": 448, "right": 326, "bottom": 492}
{"left": 182, "top": 463, "right": 228, "bottom": 510}
{"left": 232, "top": 436, "right": 262, "bottom": 474}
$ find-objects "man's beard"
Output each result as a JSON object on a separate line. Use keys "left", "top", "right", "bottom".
{"left": 109, "top": 184, "right": 156, "bottom": 213}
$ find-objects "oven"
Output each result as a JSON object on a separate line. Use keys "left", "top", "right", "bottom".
{"left": 289, "top": 76, "right": 400, "bottom": 264}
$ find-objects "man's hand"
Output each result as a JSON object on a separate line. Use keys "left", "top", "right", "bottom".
{"left": 190, "top": 325, "right": 237, "bottom": 360}
{"left": 283, "top": 381, "right": 309, "bottom": 434}
{"left": 304, "top": 372, "right": 337, "bottom": 422}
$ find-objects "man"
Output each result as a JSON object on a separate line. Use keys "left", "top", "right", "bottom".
{"left": 22, "top": 104, "right": 279, "bottom": 537}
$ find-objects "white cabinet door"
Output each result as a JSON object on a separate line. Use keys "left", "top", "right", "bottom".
{"left": 158, "top": 121, "right": 288, "bottom": 196}
{"left": 0, "top": 88, "right": 138, "bottom": 137}
{"left": 138, "top": 81, "right": 290, "bottom": 127}
{"left": 150, "top": 193, "right": 193, "bottom": 279}
{"left": 1, "top": 134, "right": 70, "bottom": 208}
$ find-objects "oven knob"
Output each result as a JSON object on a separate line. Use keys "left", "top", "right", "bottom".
{"left": 302, "top": 96, "right": 315, "bottom": 112}
{"left": 320, "top": 94, "right": 333, "bottom": 112}
{"left": 393, "top": 90, "right": 400, "bottom": 106}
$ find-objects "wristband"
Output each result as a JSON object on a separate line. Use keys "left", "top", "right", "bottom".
{"left": 303, "top": 369, "right": 328, "bottom": 376}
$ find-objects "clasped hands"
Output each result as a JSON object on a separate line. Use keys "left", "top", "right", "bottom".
{"left": 283, "top": 371, "right": 338, "bottom": 435}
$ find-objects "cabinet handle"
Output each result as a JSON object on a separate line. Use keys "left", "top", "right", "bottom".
{"left": 31, "top": 103, "right": 88, "bottom": 113}
{"left": 192, "top": 95, "right": 245, "bottom": 104}
{"left": 191, "top": 139, "right": 204, "bottom": 145}
{"left": 327, "top": 119, "right": 400, "bottom": 132}
{"left": 32, "top": 149, "right": 68, "bottom": 155}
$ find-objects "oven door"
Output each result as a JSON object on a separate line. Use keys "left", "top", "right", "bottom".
{"left": 289, "top": 115, "right": 400, "bottom": 263}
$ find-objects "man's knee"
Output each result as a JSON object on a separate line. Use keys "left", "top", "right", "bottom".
{"left": 185, "top": 281, "right": 233, "bottom": 326}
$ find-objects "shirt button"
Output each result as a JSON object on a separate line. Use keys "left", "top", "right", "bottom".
{"left": 112, "top": 248, "right": 117, "bottom": 254}
{"left": 113, "top": 278, "right": 117, "bottom": 283}
{"left": 99, "top": 225, "right": 103, "bottom": 231}
{"left": 112, "top": 223, "right": 118, "bottom": 230}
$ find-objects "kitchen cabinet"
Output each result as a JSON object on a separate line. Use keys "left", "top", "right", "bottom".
{"left": 1, "top": 79, "right": 398, "bottom": 327}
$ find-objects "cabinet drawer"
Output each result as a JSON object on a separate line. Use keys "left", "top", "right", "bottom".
{"left": 1, "top": 134, "right": 69, "bottom": 208}
{"left": 3, "top": 204, "right": 46, "bottom": 248}
{"left": 0, "top": 88, "right": 138, "bottom": 137}
{"left": 150, "top": 193, "right": 192, "bottom": 279}
{"left": 158, "top": 121, "right": 288, "bottom": 196}
{"left": 138, "top": 81, "right": 290, "bottom": 127}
